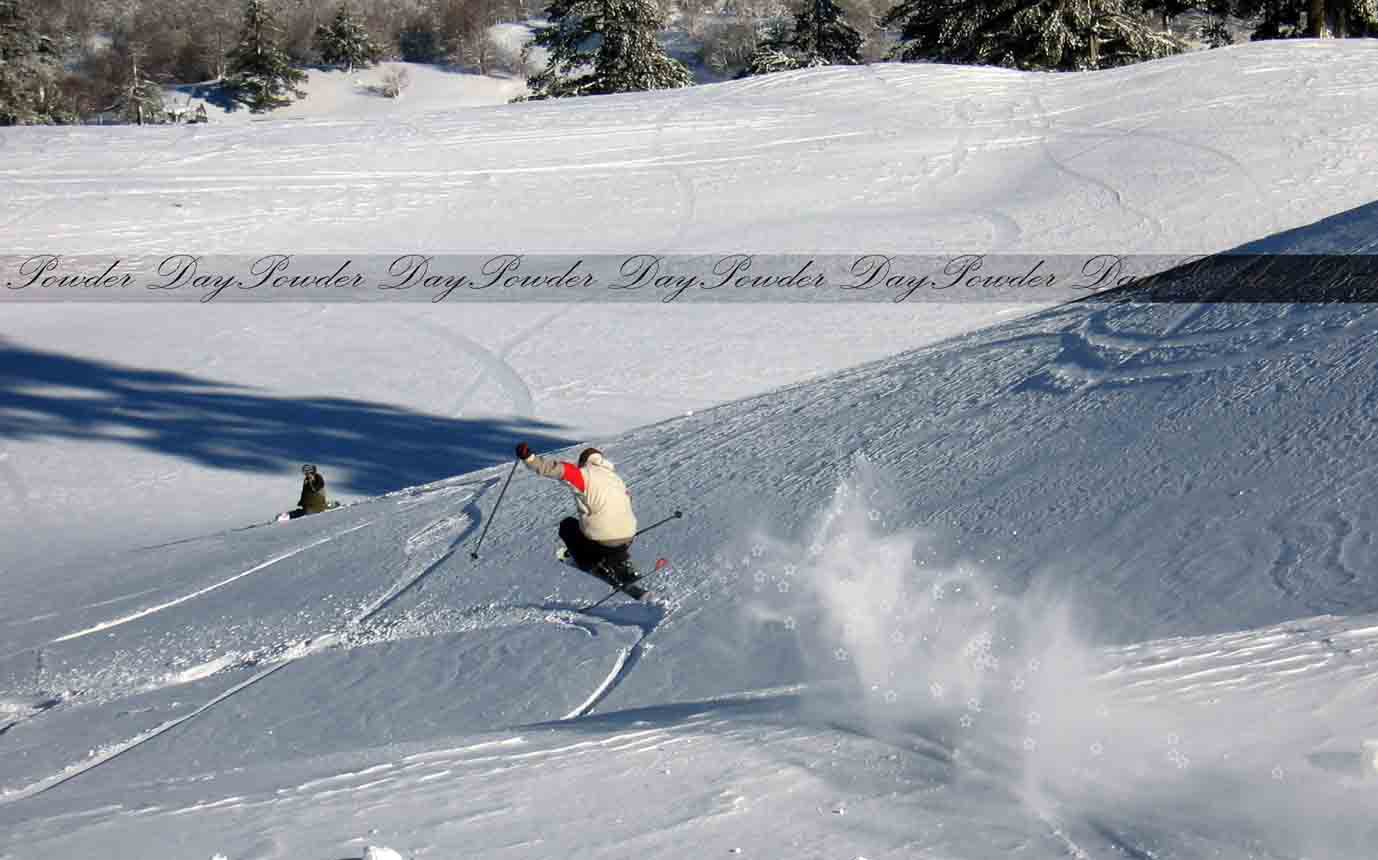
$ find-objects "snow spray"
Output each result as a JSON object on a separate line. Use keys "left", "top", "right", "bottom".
{"left": 732, "top": 453, "right": 1378, "bottom": 858}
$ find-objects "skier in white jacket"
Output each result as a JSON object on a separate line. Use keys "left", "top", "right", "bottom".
{"left": 516, "top": 443, "right": 639, "bottom": 583}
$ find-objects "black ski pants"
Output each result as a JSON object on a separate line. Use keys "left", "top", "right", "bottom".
{"left": 559, "top": 517, "right": 631, "bottom": 572}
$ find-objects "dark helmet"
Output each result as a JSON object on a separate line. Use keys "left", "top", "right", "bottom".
{"left": 577, "top": 447, "right": 602, "bottom": 467}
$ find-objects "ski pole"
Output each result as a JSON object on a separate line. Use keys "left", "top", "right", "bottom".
{"left": 582, "top": 559, "right": 673, "bottom": 612}
{"left": 470, "top": 459, "right": 520, "bottom": 561}
{"left": 634, "top": 510, "right": 683, "bottom": 538}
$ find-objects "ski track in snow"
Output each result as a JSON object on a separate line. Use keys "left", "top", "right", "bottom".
{"left": 0, "top": 517, "right": 379, "bottom": 738}
{"left": 42, "top": 522, "right": 375, "bottom": 649}
{"left": 0, "top": 660, "right": 296, "bottom": 805}
{"left": 0, "top": 475, "right": 676, "bottom": 805}
{"left": 1025, "top": 86, "right": 1164, "bottom": 250}
{"left": 70, "top": 688, "right": 790, "bottom": 828}
{"left": 0, "top": 695, "right": 61, "bottom": 738}
{"left": 559, "top": 600, "right": 670, "bottom": 720}
{"left": 0, "top": 584, "right": 169, "bottom": 629}
{"left": 12, "top": 47, "right": 1378, "bottom": 856}
{"left": 399, "top": 309, "right": 537, "bottom": 421}
{"left": 0, "top": 599, "right": 667, "bottom": 805}
{"left": 120, "top": 716, "right": 729, "bottom": 826}
{"left": 0, "top": 484, "right": 481, "bottom": 801}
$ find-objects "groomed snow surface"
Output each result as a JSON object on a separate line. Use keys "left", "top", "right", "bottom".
{"left": 4, "top": 40, "right": 1378, "bottom": 859}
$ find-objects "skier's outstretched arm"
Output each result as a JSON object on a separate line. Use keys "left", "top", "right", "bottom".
{"left": 515, "top": 443, "right": 586, "bottom": 491}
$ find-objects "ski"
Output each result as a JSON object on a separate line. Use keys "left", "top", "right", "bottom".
{"left": 558, "top": 553, "right": 649, "bottom": 600}
{"left": 581, "top": 557, "right": 672, "bottom": 611}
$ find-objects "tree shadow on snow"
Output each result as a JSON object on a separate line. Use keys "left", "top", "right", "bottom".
{"left": 178, "top": 80, "right": 243, "bottom": 114}
{"left": 1072, "top": 198, "right": 1378, "bottom": 304}
{"left": 0, "top": 340, "right": 575, "bottom": 496}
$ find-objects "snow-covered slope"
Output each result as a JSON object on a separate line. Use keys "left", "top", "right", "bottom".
{"left": 6, "top": 40, "right": 1378, "bottom": 572}
{"left": 7, "top": 41, "right": 1377, "bottom": 255}
{"left": 163, "top": 61, "right": 530, "bottom": 126}
{"left": 4, "top": 41, "right": 1378, "bottom": 860}
{"left": 4, "top": 196, "right": 1378, "bottom": 860}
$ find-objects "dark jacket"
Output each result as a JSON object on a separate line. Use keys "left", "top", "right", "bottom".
{"left": 298, "top": 473, "right": 328, "bottom": 514}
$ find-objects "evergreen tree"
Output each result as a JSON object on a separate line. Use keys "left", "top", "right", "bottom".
{"left": 1138, "top": 0, "right": 1197, "bottom": 29}
{"left": 314, "top": 4, "right": 381, "bottom": 71}
{"left": 227, "top": 0, "right": 307, "bottom": 111}
{"left": 738, "top": 0, "right": 861, "bottom": 78}
{"left": 739, "top": 44, "right": 801, "bottom": 76}
{"left": 882, "top": 0, "right": 1185, "bottom": 71}
{"left": 398, "top": 11, "right": 441, "bottom": 62}
{"left": 0, "top": 0, "right": 68, "bottom": 124}
{"left": 1231, "top": 0, "right": 1376, "bottom": 37}
{"left": 522, "top": 0, "right": 691, "bottom": 99}
{"left": 116, "top": 44, "right": 167, "bottom": 124}
{"left": 789, "top": 0, "right": 863, "bottom": 65}
{"left": 1197, "top": 15, "right": 1233, "bottom": 44}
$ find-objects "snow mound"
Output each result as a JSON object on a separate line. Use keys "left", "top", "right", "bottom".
{"left": 167, "top": 61, "right": 527, "bottom": 126}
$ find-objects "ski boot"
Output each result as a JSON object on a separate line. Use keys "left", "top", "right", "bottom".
{"left": 603, "top": 558, "right": 640, "bottom": 588}
{"left": 599, "top": 560, "right": 646, "bottom": 599}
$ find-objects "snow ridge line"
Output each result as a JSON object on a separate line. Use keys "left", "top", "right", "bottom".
{"left": 561, "top": 609, "right": 664, "bottom": 721}
{"left": 355, "top": 489, "right": 488, "bottom": 625}
{"left": 563, "top": 647, "right": 634, "bottom": 720}
{"left": 0, "top": 520, "right": 377, "bottom": 739}
{"left": 0, "top": 659, "right": 294, "bottom": 807}
{"left": 47, "top": 521, "right": 376, "bottom": 646}
{"left": 0, "top": 488, "right": 490, "bottom": 803}
{"left": 3, "top": 474, "right": 644, "bottom": 801}
{"left": 1036, "top": 809, "right": 1094, "bottom": 860}
{"left": 557, "top": 566, "right": 678, "bottom": 719}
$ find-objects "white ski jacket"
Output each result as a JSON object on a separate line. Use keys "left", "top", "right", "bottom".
{"left": 522, "top": 451, "right": 638, "bottom": 544}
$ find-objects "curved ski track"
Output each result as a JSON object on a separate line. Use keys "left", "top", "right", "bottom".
{"left": 0, "top": 475, "right": 672, "bottom": 806}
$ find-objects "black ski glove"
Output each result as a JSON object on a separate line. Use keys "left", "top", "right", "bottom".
{"left": 515, "top": 442, "right": 532, "bottom": 460}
